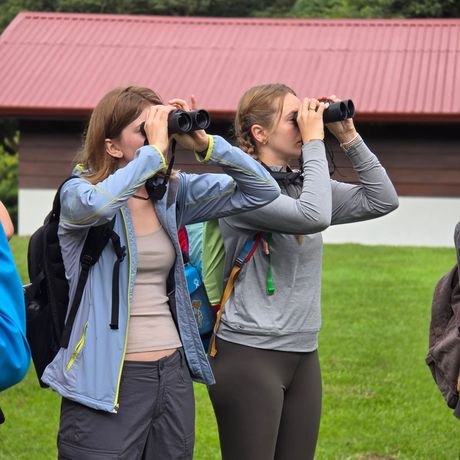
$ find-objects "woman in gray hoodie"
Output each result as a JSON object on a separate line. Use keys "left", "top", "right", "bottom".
{"left": 208, "top": 83, "right": 399, "bottom": 460}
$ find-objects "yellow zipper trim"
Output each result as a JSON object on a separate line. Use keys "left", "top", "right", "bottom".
{"left": 113, "top": 208, "right": 131, "bottom": 412}
{"left": 66, "top": 322, "right": 88, "bottom": 372}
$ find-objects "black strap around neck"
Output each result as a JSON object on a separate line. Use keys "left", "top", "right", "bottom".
{"left": 261, "top": 162, "right": 303, "bottom": 187}
{"left": 146, "top": 139, "right": 176, "bottom": 201}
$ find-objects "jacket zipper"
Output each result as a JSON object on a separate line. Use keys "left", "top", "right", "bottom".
{"left": 65, "top": 322, "right": 88, "bottom": 372}
{"left": 113, "top": 209, "right": 131, "bottom": 412}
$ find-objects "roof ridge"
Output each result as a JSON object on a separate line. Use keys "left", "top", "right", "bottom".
{"left": 14, "top": 11, "right": 460, "bottom": 27}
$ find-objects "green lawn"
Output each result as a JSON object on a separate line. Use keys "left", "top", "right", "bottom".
{"left": 1, "top": 238, "right": 459, "bottom": 459}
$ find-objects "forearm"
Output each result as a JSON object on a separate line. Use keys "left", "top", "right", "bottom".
{"left": 223, "top": 140, "right": 332, "bottom": 234}
{"left": 331, "top": 136, "right": 399, "bottom": 224}
{"left": 199, "top": 135, "right": 280, "bottom": 206}
{"left": 178, "top": 136, "right": 281, "bottom": 226}
{"left": 60, "top": 145, "right": 166, "bottom": 227}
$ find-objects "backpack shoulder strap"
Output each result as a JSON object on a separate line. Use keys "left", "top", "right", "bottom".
{"left": 209, "top": 233, "right": 262, "bottom": 357}
{"left": 60, "top": 217, "right": 126, "bottom": 348}
{"left": 49, "top": 176, "right": 79, "bottom": 223}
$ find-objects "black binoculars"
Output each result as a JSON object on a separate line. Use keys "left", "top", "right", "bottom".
{"left": 294, "top": 99, "right": 355, "bottom": 124}
{"left": 321, "top": 99, "right": 355, "bottom": 123}
{"left": 140, "top": 109, "right": 211, "bottom": 139}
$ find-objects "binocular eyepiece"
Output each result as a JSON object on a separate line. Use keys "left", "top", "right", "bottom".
{"left": 140, "top": 109, "right": 211, "bottom": 139}
{"left": 294, "top": 99, "right": 355, "bottom": 124}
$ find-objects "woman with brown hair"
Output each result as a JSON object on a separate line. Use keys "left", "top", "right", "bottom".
{"left": 40, "top": 85, "right": 280, "bottom": 459}
{"left": 208, "top": 83, "right": 399, "bottom": 460}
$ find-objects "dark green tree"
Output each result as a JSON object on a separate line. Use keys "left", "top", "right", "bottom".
{"left": 384, "top": 0, "right": 460, "bottom": 18}
{"left": 287, "top": 0, "right": 460, "bottom": 18}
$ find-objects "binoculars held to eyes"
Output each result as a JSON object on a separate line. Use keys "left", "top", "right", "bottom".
{"left": 321, "top": 98, "right": 355, "bottom": 123}
{"left": 294, "top": 99, "right": 355, "bottom": 124}
{"left": 140, "top": 109, "right": 211, "bottom": 139}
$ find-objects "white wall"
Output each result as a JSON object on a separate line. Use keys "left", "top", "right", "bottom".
{"left": 19, "top": 189, "right": 459, "bottom": 247}
{"left": 18, "top": 188, "right": 56, "bottom": 236}
{"left": 323, "top": 196, "right": 459, "bottom": 248}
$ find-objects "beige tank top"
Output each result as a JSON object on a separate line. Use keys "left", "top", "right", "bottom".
{"left": 126, "top": 227, "right": 181, "bottom": 353}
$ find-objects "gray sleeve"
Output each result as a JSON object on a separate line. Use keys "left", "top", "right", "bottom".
{"left": 331, "top": 137, "right": 399, "bottom": 225}
{"left": 222, "top": 140, "right": 332, "bottom": 235}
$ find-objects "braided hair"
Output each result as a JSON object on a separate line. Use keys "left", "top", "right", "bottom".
{"left": 235, "top": 84, "right": 297, "bottom": 161}
{"left": 235, "top": 84, "right": 305, "bottom": 245}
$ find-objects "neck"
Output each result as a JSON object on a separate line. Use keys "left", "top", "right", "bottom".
{"left": 258, "top": 148, "right": 289, "bottom": 168}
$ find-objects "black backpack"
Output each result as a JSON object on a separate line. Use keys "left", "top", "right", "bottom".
{"left": 24, "top": 177, "right": 126, "bottom": 387}
{"left": 425, "top": 222, "right": 460, "bottom": 418}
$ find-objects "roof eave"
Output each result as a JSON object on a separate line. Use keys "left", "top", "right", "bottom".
{"left": 1, "top": 107, "right": 459, "bottom": 124}
{"left": 354, "top": 113, "right": 460, "bottom": 123}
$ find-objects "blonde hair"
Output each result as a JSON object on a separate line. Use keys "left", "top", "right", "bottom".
{"left": 234, "top": 83, "right": 296, "bottom": 161}
{"left": 235, "top": 83, "right": 304, "bottom": 244}
{"left": 75, "top": 86, "right": 163, "bottom": 184}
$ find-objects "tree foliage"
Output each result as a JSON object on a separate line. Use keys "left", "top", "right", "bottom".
{"left": 0, "top": 0, "right": 298, "bottom": 31}
{"left": 1, "top": 0, "right": 457, "bottom": 33}
{"left": 289, "top": 0, "right": 460, "bottom": 18}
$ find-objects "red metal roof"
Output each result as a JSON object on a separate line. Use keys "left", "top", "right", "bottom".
{"left": 1, "top": 12, "right": 459, "bottom": 121}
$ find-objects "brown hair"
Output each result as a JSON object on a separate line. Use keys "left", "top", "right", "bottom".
{"left": 75, "top": 86, "right": 163, "bottom": 184}
{"left": 234, "top": 83, "right": 296, "bottom": 161}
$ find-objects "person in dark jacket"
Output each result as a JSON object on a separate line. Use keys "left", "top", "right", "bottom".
{"left": 426, "top": 222, "right": 460, "bottom": 419}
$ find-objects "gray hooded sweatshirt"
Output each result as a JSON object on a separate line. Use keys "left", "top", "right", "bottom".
{"left": 217, "top": 137, "right": 399, "bottom": 352}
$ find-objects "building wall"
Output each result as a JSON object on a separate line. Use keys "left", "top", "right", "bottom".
{"left": 328, "top": 123, "right": 460, "bottom": 198}
{"left": 322, "top": 196, "right": 460, "bottom": 247}
{"left": 18, "top": 120, "right": 460, "bottom": 247}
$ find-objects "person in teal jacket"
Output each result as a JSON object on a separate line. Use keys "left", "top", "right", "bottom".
{"left": 0, "top": 224, "right": 31, "bottom": 423}
{"left": 41, "top": 85, "right": 280, "bottom": 459}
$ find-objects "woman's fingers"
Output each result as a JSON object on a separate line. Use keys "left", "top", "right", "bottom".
{"left": 144, "top": 105, "right": 175, "bottom": 153}
{"left": 190, "top": 95, "right": 198, "bottom": 111}
{"left": 326, "top": 94, "right": 339, "bottom": 102}
{"left": 297, "top": 97, "right": 327, "bottom": 143}
{"left": 167, "top": 96, "right": 200, "bottom": 112}
{"left": 168, "top": 98, "right": 190, "bottom": 111}
{"left": 316, "top": 101, "right": 328, "bottom": 116}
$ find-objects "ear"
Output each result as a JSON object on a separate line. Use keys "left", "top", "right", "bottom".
{"left": 105, "top": 139, "right": 123, "bottom": 159}
{"left": 250, "top": 124, "right": 268, "bottom": 145}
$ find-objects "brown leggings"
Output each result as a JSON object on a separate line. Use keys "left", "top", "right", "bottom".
{"left": 208, "top": 337, "right": 322, "bottom": 460}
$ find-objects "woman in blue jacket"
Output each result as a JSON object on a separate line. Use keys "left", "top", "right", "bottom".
{"left": 41, "top": 85, "right": 280, "bottom": 459}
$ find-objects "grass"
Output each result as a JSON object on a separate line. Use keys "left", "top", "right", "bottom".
{"left": 1, "top": 238, "right": 460, "bottom": 459}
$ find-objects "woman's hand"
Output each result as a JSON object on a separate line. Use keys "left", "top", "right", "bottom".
{"left": 168, "top": 96, "right": 209, "bottom": 153}
{"left": 297, "top": 98, "right": 327, "bottom": 144}
{"left": 323, "top": 94, "right": 358, "bottom": 144}
{"left": 143, "top": 104, "right": 176, "bottom": 154}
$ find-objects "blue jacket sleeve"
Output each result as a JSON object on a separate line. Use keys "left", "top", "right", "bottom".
{"left": 59, "top": 145, "right": 167, "bottom": 228}
{"left": 0, "top": 227, "right": 30, "bottom": 391}
{"left": 176, "top": 135, "right": 280, "bottom": 226}
{"left": 218, "top": 140, "right": 332, "bottom": 234}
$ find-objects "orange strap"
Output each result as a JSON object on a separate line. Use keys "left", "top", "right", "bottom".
{"left": 209, "top": 264, "right": 241, "bottom": 357}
